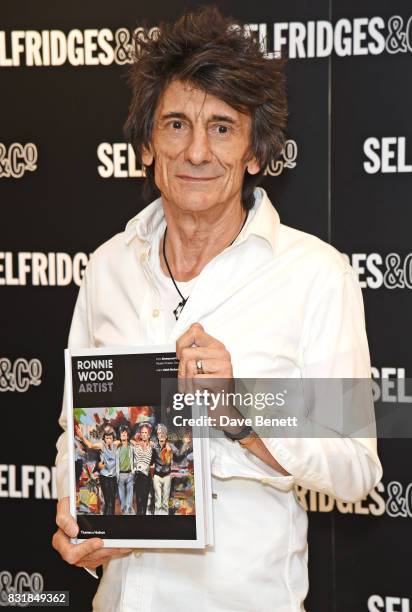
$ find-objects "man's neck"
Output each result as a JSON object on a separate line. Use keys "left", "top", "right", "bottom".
{"left": 159, "top": 195, "right": 246, "bottom": 282}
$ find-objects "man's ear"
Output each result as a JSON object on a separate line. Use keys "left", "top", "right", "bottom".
{"left": 246, "top": 156, "right": 260, "bottom": 175}
{"left": 141, "top": 146, "right": 154, "bottom": 166}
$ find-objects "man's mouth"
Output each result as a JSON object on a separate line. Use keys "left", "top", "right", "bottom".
{"left": 176, "top": 175, "right": 218, "bottom": 182}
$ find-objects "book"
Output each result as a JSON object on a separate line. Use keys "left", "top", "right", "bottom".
{"left": 64, "top": 345, "right": 214, "bottom": 549}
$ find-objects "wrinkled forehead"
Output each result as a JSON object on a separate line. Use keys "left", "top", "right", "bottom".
{"left": 154, "top": 78, "right": 250, "bottom": 126}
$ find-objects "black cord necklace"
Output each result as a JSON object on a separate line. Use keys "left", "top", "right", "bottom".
{"left": 163, "top": 211, "right": 249, "bottom": 320}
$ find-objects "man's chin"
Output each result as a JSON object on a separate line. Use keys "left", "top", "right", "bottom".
{"left": 170, "top": 192, "right": 222, "bottom": 212}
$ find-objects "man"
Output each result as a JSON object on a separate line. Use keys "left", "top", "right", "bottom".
{"left": 151, "top": 424, "right": 192, "bottom": 515}
{"left": 116, "top": 425, "right": 135, "bottom": 515}
{"left": 75, "top": 425, "right": 118, "bottom": 515}
{"left": 52, "top": 7, "right": 382, "bottom": 611}
{"left": 132, "top": 423, "right": 153, "bottom": 516}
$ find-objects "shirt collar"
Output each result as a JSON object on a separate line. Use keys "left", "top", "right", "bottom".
{"left": 240, "top": 187, "right": 279, "bottom": 253}
{"left": 124, "top": 187, "right": 280, "bottom": 254}
{"left": 124, "top": 197, "right": 165, "bottom": 246}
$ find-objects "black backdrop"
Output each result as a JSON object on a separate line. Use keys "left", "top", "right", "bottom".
{"left": 1, "top": 1, "right": 412, "bottom": 610}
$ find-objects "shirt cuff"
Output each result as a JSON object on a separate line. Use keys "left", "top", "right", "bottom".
{"left": 84, "top": 567, "right": 99, "bottom": 579}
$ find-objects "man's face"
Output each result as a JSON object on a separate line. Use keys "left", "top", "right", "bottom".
{"left": 104, "top": 434, "right": 114, "bottom": 446}
{"left": 140, "top": 427, "right": 150, "bottom": 441}
{"left": 157, "top": 432, "right": 167, "bottom": 446}
{"left": 143, "top": 79, "right": 259, "bottom": 212}
{"left": 120, "top": 430, "right": 128, "bottom": 442}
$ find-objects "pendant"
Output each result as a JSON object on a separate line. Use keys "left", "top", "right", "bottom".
{"left": 173, "top": 298, "right": 187, "bottom": 321}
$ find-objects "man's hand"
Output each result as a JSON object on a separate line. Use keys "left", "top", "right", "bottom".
{"left": 175, "top": 323, "right": 289, "bottom": 475}
{"left": 52, "top": 497, "right": 132, "bottom": 570}
{"left": 176, "top": 322, "right": 233, "bottom": 379}
{"left": 176, "top": 322, "right": 243, "bottom": 432}
{"left": 182, "top": 433, "right": 192, "bottom": 446}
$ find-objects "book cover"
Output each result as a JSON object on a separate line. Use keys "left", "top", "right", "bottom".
{"left": 65, "top": 345, "right": 213, "bottom": 548}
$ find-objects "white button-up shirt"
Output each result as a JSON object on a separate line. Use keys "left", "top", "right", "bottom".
{"left": 56, "top": 188, "right": 382, "bottom": 612}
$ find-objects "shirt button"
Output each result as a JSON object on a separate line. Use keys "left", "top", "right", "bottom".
{"left": 140, "top": 252, "right": 148, "bottom": 264}
{"left": 152, "top": 308, "right": 160, "bottom": 318}
{"left": 133, "top": 550, "right": 141, "bottom": 558}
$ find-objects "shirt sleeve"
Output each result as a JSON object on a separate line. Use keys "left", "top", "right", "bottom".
{"left": 55, "top": 268, "right": 93, "bottom": 500}
{"left": 262, "top": 266, "right": 383, "bottom": 502}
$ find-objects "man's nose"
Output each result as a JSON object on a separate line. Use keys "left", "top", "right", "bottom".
{"left": 184, "top": 125, "right": 213, "bottom": 165}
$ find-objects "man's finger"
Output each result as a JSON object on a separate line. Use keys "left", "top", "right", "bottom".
{"left": 52, "top": 528, "right": 104, "bottom": 565}
{"left": 187, "top": 358, "right": 230, "bottom": 377}
{"left": 180, "top": 346, "right": 225, "bottom": 365}
{"left": 77, "top": 548, "right": 133, "bottom": 566}
{"left": 55, "top": 496, "right": 79, "bottom": 538}
{"left": 56, "top": 511, "right": 79, "bottom": 538}
{"left": 176, "top": 323, "right": 220, "bottom": 356}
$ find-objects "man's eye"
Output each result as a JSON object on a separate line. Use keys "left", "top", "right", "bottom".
{"left": 216, "top": 125, "right": 229, "bottom": 134}
{"left": 172, "top": 120, "right": 183, "bottom": 129}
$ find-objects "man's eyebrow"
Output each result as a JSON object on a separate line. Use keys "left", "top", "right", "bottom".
{"left": 159, "top": 112, "right": 189, "bottom": 121}
{"left": 209, "top": 114, "right": 237, "bottom": 124}
{"left": 159, "top": 112, "right": 238, "bottom": 124}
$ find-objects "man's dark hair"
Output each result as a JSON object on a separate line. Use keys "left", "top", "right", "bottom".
{"left": 124, "top": 6, "right": 287, "bottom": 210}
{"left": 119, "top": 425, "right": 131, "bottom": 440}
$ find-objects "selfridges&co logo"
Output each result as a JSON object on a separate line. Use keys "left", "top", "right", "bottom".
{"left": 296, "top": 479, "right": 412, "bottom": 519}
{"left": 0, "top": 358, "right": 42, "bottom": 392}
{"left": 363, "top": 137, "right": 412, "bottom": 174}
{"left": 0, "top": 143, "right": 37, "bottom": 178}
{"left": 97, "top": 143, "right": 146, "bottom": 178}
{"left": 0, "top": 27, "right": 159, "bottom": 67}
{"left": 371, "top": 366, "right": 411, "bottom": 404}
{"left": 367, "top": 595, "right": 411, "bottom": 611}
{"left": 267, "top": 15, "right": 412, "bottom": 58}
{"left": 264, "top": 139, "right": 297, "bottom": 176}
{"left": 0, "top": 251, "right": 89, "bottom": 286}
{"left": 0, "top": 465, "right": 57, "bottom": 499}
{"left": 97, "top": 139, "right": 297, "bottom": 178}
{"left": 1, "top": 16, "right": 411, "bottom": 67}
{"left": 343, "top": 253, "right": 412, "bottom": 289}
{"left": 297, "top": 367, "right": 411, "bottom": 519}
{"left": 0, "top": 572, "right": 44, "bottom": 607}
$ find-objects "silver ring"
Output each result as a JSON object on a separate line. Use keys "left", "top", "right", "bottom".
{"left": 196, "top": 359, "right": 204, "bottom": 374}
